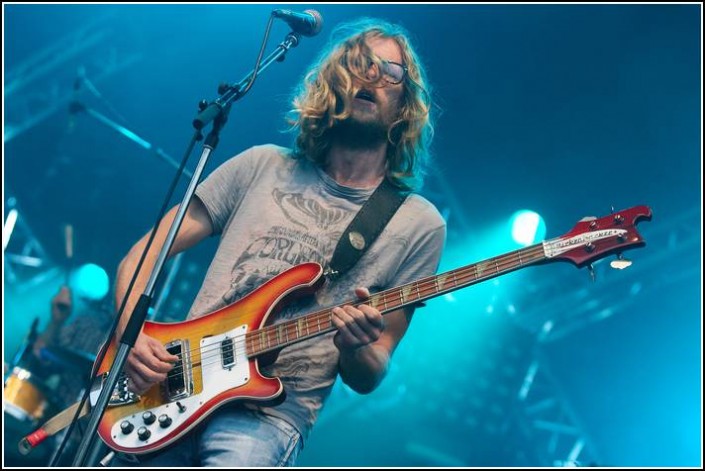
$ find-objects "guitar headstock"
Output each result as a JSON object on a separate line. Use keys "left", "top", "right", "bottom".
{"left": 544, "top": 205, "right": 652, "bottom": 268}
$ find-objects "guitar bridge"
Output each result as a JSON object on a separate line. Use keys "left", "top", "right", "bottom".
{"left": 163, "top": 340, "right": 193, "bottom": 401}
{"left": 90, "top": 373, "right": 140, "bottom": 407}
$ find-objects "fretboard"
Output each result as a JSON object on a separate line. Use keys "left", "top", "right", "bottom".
{"left": 245, "top": 241, "right": 549, "bottom": 357}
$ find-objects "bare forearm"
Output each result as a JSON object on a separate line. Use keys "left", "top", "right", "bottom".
{"left": 115, "top": 200, "right": 213, "bottom": 337}
{"left": 115, "top": 239, "right": 160, "bottom": 337}
{"left": 338, "top": 343, "right": 390, "bottom": 394}
{"left": 113, "top": 201, "right": 212, "bottom": 394}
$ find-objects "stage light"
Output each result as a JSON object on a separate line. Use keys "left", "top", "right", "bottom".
{"left": 3, "top": 208, "right": 18, "bottom": 250}
{"left": 509, "top": 210, "right": 546, "bottom": 246}
{"left": 71, "top": 263, "right": 109, "bottom": 300}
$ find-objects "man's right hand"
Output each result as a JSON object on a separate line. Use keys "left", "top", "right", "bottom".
{"left": 115, "top": 199, "right": 212, "bottom": 394}
{"left": 124, "top": 334, "right": 180, "bottom": 395}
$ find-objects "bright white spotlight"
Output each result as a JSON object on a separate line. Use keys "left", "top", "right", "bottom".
{"left": 510, "top": 210, "right": 546, "bottom": 246}
{"left": 71, "top": 263, "right": 109, "bottom": 301}
{"left": 3, "top": 209, "right": 18, "bottom": 251}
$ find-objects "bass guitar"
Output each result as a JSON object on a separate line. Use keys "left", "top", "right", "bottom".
{"left": 21, "top": 205, "right": 652, "bottom": 455}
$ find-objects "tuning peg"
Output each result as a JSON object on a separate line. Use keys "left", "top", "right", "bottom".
{"left": 587, "top": 264, "right": 596, "bottom": 282}
{"left": 610, "top": 253, "right": 632, "bottom": 270}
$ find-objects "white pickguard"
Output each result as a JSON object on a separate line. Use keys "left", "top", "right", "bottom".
{"left": 110, "top": 325, "right": 250, "bottom": 449}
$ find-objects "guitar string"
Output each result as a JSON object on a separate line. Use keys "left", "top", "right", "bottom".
{"left": 145, "top": 244, "right": 549, "bottom": 382}
{"left": 150, "top": 245, "right": 548, "bottom": 380}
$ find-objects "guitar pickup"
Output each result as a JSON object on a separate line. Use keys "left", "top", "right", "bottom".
{"left": 221, "top": 338, "right": 235, "bottom": 370}
{"left": 164, "top": 340, "right": 193, "bottom": 401}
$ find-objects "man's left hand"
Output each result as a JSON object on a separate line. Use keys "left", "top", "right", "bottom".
{"left": 332, "top": 287, "right": 385, "bottom": 352}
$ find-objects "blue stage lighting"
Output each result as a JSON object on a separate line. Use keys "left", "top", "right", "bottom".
{"left": 509, "top": 210, "right": 546, "bottom": 246}
{"left": 71, "top": 263, "right": 109, "bottom": 300}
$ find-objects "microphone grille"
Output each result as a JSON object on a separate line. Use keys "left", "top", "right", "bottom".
{"left": 304, "top": 9, "right": 324, "bottom": 35}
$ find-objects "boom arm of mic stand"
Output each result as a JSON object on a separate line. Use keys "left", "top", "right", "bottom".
{"left": 72, "top": 102, "right": 194, "bottom": 180}
{"left": 193, "top": 32, "right": 300, "bottom": 130}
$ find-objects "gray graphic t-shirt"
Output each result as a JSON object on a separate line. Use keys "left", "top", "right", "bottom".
{"left": 191, "top": 144, "right": 446, "bottom": 441}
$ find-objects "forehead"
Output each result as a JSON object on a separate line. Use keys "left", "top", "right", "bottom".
{"left": 365, "top": 36, "right": 403, "bottom": 63}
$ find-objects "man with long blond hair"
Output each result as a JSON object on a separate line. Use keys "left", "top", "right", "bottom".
{"left": 112, "top": 18, "right": 445, "bottom": 467}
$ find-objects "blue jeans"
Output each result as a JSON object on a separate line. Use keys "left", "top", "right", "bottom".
{"left": 110, "top": 407, "right": 303, "bottom": 467}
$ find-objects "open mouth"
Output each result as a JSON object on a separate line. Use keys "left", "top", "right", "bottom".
{"left": 354, "top": 89, "right": 376, "bottom": 103}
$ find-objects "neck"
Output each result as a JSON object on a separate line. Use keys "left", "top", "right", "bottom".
{"left": 325, "top": 142, "right": 387, "bottom": 189}
{"left": 243, "top": 242, "right": 550, "bottom": 358}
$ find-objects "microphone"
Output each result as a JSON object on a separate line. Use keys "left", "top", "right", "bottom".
{"left": 272, "top": 9, "right": 323, "bottom": 37}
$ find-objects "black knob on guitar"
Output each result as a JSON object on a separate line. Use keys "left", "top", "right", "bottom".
{"left": 120, "top": 421, "right": 134, "bottom": 435}
{"left": 142, "top": 411, "right": 156, "bottom": 425}
{"left": 158, "top": 414, "right": 173, "bottom": 428}
{"left": 137, "top": 426, "right": 151, "bottom": 441}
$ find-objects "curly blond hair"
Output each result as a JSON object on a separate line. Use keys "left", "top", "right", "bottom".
{"left": 288, "top": 18, "right": 434, "bottom": 191}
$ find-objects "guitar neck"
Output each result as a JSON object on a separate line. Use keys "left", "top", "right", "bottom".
{"left": 245, "top": 241, "right": 550, "bottom": 357}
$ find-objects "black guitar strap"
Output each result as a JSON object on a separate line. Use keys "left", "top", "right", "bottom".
{"left": 326, "top": 178, "right": 408, "bottom": 280}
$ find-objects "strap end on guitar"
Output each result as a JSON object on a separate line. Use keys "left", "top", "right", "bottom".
{"left": 19, "top": 428, "right": 49, "bottom": 455}
{"left": 18, "top": 399, "right": 91, "bottom": 455}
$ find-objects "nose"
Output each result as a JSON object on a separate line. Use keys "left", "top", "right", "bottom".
{"left": 365, "top": 61, "right": 381, "bottom": 81}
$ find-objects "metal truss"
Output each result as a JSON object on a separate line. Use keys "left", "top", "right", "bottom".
{"left": 5, "top": 11, "right": 142, "bottom": 143}
{"left": 4, "top": 10, "right": 142, "bottom": 293}
{"left": 515, "top": 344, "right": 601, "bottom": 466}
{"left": 510, "top": 205, "right": 700, "bottom": 466}
{"left": 3, "top": 196, "right": 59, "bottom": 290}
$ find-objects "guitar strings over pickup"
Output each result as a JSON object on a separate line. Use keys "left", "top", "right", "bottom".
{"left": 164, "top": 340, "right": 193, "bottom": 401}
{"left": 221, "top": 338, "right": 236, "bottom": 370}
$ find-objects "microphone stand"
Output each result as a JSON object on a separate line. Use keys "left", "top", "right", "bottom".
{"left": 71, "top": 28, "right": 302, "bottom": 467}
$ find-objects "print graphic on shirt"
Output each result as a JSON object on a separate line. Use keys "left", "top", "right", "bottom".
{"left": 263, "top": 346, "right": 340, "bottom": 390}
{"left": 224, "top": 226, "right": 329, "bottom": 305}
{"left": 263, "top": 353, "right": 311, "bottom": 389}
{"left": 223, "top": 190, "right": 353, "bottom": 306}
{"left": 273, "top": 188, "right": 347, "bottom": 230}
